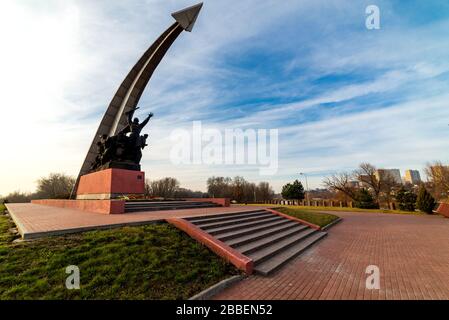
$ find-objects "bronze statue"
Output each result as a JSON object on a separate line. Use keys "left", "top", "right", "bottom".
{"left": 89, "top": 108, "right": 153, "bottom": 172}
{"left": 120, "top": 107, "right": 153, "bottom": 137}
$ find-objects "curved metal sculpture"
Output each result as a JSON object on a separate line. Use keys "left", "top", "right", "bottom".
{"left": 72, "top": 3, "right": 203, "bottom": 197}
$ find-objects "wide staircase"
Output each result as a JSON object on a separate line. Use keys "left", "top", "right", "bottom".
{"left": 184, "top": 209, "right": 327, "bottom": 275}
{"left": 125, "top": 200, "right": 221, "bottom": 213}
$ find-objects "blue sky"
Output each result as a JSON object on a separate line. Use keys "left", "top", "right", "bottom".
{"left": 1, "top": 0, "right": 449, "bottom": 194}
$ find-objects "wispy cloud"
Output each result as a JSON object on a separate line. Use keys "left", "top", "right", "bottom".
{"left": 1, "top": 0, "right": 449, "bottom": 194}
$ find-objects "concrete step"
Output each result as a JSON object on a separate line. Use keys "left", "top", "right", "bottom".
{"left": 126, "top": 200, "right": 187, "bottom": 204}
{"left": 233, "top": 225, "right": 310, "bottom": 255}
{"left": 189, "top": 211, "right": 269, "bottom": 225}
{"left": 197, "top": 212, "right": 275, "bottom": 230}
{"left": 185, "top": 210, "right": 266, "bottom": 222}
{"left": 254, "top": 232, "right": 327, "bottom": 276}
{"left": 248, "top": 228, "right": 318, "bottom": 264}
{"left": 125, "top": 203, "right": 219, "bottom": 212}
{"left": 125, "top": 201, "right": 213, "bottom": 207}
{"left": 125, "top": 202, "right": 218, "bottom": 208}
{"left": 168, "top": 210, "right": 329, "bottom": 277}
{"left": 125, "top": 203, "right": 218, "bottom": 209}
{"left": 225, "top": 222, "right": 302, "bottom": 248}
{"left": 215, "top": 219, "right": 293, "bottom": 242}
{"left": 206, "top": 216, "right": 283, "bottom": 235}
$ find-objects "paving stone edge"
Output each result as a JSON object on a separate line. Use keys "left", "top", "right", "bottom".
{"left": 189, "top": 275, "right": 245, "bottom": 300}
{"left": 321, "top": 217, "right": 343, "bottom": 231}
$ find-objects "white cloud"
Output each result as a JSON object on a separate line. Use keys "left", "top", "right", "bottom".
{"left": 1, "top": 0, "right": 449, "bottom": 195}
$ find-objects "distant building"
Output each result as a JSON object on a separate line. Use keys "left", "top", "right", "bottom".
{"left": 376, "top": 169, "right": 402, "bottom": 185}
{"left": 404, "top": 170, "right": 421, "bottom": 185}
{"left": 347, "top": 180, "right": 361, "bottom": 188}
{"left": 358, "top": 175, "right": 371, "bottom": 188}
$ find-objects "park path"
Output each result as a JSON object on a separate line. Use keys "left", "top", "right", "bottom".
{"left": 5, "top": 203, "right": 266, "bottom": 239}
{"left": 214, "top": 211, "right": 449, "bottom": 300}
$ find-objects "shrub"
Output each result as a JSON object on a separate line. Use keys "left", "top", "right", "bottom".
{"left": 416, "top": 185, "right": 436, "bottom": 214}
{"left": 354, "top": 188, "right": 379, "bottom": 209}
{"left": 281, "top": 180, "right": 305, "bottom": 202}
{"left": 395, "top": 187, "right": 417, "bottom": 211}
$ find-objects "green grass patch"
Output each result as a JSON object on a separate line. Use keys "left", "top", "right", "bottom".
{"left": 0, "top": 205, "right": 15, "bottom": 244}
{"left": 274, "top": 207, "right": 339, "bottom": 228}
{"left": 0, "top": 214, "right": 238, "bottom": 300}
{"left": 242, "top": 203, "right": 425, "bottom": 215}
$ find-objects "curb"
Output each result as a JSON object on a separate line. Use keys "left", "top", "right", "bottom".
{"left": 5, "top": 203, "right": 164, "bottom": 240}
{"left": 189, "top": 275, "right": 245, "bottom": 300}
{"left": 166, "top": 218, "right": 254, "bottom": 274}
{"left": 4, "top": 205, "right": 27, "bottom": 239}
{"left": 321, "top": 217, "right": 343, "bottom": 231}
{"left": 265, "top": 208, "right": 321, "bottom": 230}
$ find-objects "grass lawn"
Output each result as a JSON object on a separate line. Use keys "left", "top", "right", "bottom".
{"left": 273, "top": 207, "right": 339, "bottom": 228}
{"left": 0, "top": 209, "right": 238, "bottom": 300}
{"left": 0, "top": 204, "right": 16, "bottom": 244}
{"left": 241, "top": 203, "right": 424, "bottom": 216}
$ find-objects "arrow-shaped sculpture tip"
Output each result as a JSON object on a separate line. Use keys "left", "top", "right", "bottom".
{"left": 171, "top": 2, "right": 203, "bottom": 32}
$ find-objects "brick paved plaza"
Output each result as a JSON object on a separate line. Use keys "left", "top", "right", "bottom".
{"left": 214, "top": 211, "right": 449, "bottom": 300}
{"left": 6, "top": 203, "right": 449, "bottom": 299}
{"left": 5, "top": 203, "right": 266, "bottom": 239}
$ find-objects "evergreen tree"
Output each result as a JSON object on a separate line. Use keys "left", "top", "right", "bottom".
{"left": 354, "top": 188, "right": 379, "bottom": 209}
{"left": 281, "top": 180, "right": 305, "bottom": 202}
{"left": 395, "top": 187, "right": 417, "bottom": 211}
{"left": 416, "top": 185, "right": 436, "bottom": 214}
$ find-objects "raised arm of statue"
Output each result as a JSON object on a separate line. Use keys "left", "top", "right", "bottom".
{"left": 139, "top": 112, "right": 154, "bottom": 129}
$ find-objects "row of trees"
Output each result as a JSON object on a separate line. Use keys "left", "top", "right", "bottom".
{"left": 144, "top": 177, "right": 208, "bottom": 199}
{"left": 322, "top": 163, "right": 437, "bottom": 213}
{"left": 323, "top": 163, "right": 399, "bottom": 206}
{"left": 1, "top": 173, "right": 76, "bottom": 203}
{"left": 1, "top": 173, "right": 276, "bottom": 203}
{"left": 206, "top": 176, "right": 275, "bottom": 203}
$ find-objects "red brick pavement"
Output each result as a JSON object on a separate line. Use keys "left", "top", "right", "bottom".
{"left": 213, "top": 211, "right": 449, "bottom": 300}
{"left": 5, "top": 203, "right": 266, "bottom": 239}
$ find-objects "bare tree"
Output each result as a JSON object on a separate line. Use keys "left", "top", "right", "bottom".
{"left": 174, "top": 188, "right": 208, "bottom": 198}
{"left": 232, "top": 176, "right": 246, "bottom": 203}
{"left": 354, "top": 163, "right": 382, "bottom": 203}
{"left": 355, "top": 163, "right": 400, "bottom": 206}
{"left": 207, "top": 176, "right": 233, "bottom": 198}
{"left": 379, "top": 172, "right": 398, "bottom": 204}
{"left": 36, "top": 173, "right": 75, "bottom": 199}
{"left": 256, "top": 182, "right": 275, "bottom": 202}
{"left": 207, "top": 176, "right": 275, "bottom": 203}
{"left": 145, "top": 177, "right": 180, "bottom": 198}
{"left": 323, "top": 172, "right": 357, "bottom": 200}
{"left": 425, "top": 161, "right": 449, "bottom": 200}
{"left": 242, "top": 181, "right": 256, "bottom": 203}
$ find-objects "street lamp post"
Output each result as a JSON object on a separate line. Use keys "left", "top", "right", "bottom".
{"left": 300, "top": 172, "right": 310, "bottom": 206}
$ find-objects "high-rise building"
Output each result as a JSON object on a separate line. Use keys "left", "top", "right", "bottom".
{"left": 404, "top": 170, "right": 421, "bottom": 185}
{"left": 376, "top": 169, "right": 402, "bottom": 185}
{"left": 358, "top": 175, "right": 371, "bottom": 188}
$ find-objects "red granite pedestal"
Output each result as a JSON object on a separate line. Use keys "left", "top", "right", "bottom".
{"left": 32, "top": 169, "right": 145, "bottom": 214}
{"left": 76, "top": 168, "right": 145, "bottom": 200}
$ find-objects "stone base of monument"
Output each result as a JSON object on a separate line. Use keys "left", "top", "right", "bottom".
{"left": 31, "top": 169, "right": 145, "bottom": 215}
{"left": 93, "top": 160, "right": 141, "bottom": 173}
{"left": 76, "top": 168, "right": 145, "bottom": 200}
{"left": 32, "top": 199, "right": 126, "bottom": 215}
